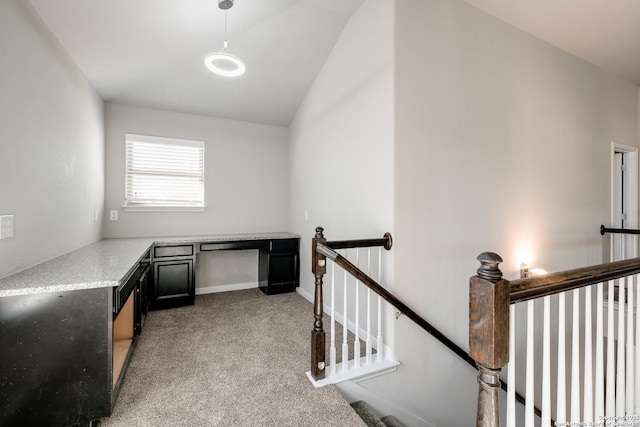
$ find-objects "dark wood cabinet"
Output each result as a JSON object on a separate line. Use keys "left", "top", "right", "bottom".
{"left": 136, "top": 265, "right": 151, "bottom": 334}
{"left": 0, "top": 288, "right": 111, "bottom": 427}
{"left": 259, "top": 238, "right": 299, "bottom": 295}
{"left": 148, "top": 237, "right": 300, "bottom": 309}
{"left": 0, "top": 252, "right": 152, "bottom": 426}
{"left": 149, "top": 244, "right": 195, "bottom": 310}
{"left": 0, "top": 233, "right": 299, "bottom": 425}
{"left": 112, "top": 251, "right": 150, "bottom": 406}
{"left": 150, "top": 259, "right": 194, "bottom": 309}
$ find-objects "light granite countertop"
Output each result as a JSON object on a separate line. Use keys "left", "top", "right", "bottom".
{"left": 0, "top": 232, "right": 299, "bottom": 297}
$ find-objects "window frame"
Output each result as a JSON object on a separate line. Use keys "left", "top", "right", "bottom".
{"left": 123, "top": 133, "right": 206, "bottom": 212}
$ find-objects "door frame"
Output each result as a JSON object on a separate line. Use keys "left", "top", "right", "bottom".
{"left": 610, "top": 141, "right": 639, "bottom": 260}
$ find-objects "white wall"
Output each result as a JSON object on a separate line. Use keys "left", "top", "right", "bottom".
{"left": 385, "top": 1, "right": 639, "bottom": 426}
{"left": 289, "top": 0, "right": 395, "bottom": 295}
{"left": 104, "top": 103, "right": 289, "bottom": 288}
{"left": 104, "top": 103, "right": 290, "bottom": 238}
{"left": 0, "top": 1, "right": 104, "bottom": 278}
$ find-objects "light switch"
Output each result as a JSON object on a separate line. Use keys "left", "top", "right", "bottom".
{"left": 0, "top": 215, "right": 15, "bottom": 239}
{"left": 110, "top": 210, "right": 119, "bottom": 221}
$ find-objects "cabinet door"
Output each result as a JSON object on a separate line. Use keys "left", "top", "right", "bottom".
{"left": 264, "top": 252, "right": 299, "bottom": 294}
{"left": 136, "top": 268, "right": 150, "bottom": 334}
{"left": 150, "top": 259, "right": 194, "bottom": 309}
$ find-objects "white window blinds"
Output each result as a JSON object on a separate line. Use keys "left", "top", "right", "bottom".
{"left": 125, "top": 134, "right": 205, "bottom": 209}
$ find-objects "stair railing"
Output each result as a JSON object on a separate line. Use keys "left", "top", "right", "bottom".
{"left": 310, "top": 226, "right": 395, "bottom": 382}
{"left": 470, "top": 251, "right": 640, "bottom": 426}
{"left": 310, "top": 226, "right": 483, "bottom": 386}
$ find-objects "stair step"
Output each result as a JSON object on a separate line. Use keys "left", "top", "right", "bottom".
{"left": 380, "top": 415, "right": 405, "bottom": 427}
{"left": 350, "top": 400, "right": 405, "bottom": 427}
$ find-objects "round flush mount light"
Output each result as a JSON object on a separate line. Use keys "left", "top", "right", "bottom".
{"left": 204, "top": 51, "right": 246, "bottom": 77}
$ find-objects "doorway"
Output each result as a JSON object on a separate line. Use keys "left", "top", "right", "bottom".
{"left": 611, "top": 143, "right": 639, "bottom": 261}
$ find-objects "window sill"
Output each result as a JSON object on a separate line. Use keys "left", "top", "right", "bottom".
{"left": 122, "top": 206, "right": 207, "bottom": 213}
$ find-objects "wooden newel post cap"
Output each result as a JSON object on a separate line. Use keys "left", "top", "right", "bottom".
{"left": 469, "top": 252, "right": 509, "bottom": 369}
{"left": 476, "top": 252, "right": 503, "bottom": 282}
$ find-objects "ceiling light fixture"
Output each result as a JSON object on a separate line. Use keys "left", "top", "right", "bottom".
{"left": 205, "top": 0, "right": 245, "bottom": 77}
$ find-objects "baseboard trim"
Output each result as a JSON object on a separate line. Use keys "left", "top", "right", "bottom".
{"left": 196, "top": 282, "right": 258, "bottom": 295}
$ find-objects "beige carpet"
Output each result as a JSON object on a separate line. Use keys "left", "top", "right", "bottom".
{"left": 99, "top": 289, "right": 365, "bottom": 427}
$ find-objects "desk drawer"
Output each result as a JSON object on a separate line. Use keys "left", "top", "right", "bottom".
{"left": 269, "top": 239, "right": 299, "bottom": 252}
{"left": 154, "top": 244, "right": 194, "bottom": 258}
{"left": 200, "top": 241, "right": 265, "bottom": 251}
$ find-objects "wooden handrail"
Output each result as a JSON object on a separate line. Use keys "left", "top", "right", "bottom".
{"left": 469, "top": 251, "right": 640, "bottom": 426}
{"left": 326, "top": 233, "right": 393, "bottom": 251}
{"left": 510, "top": 256, "right": 640, "bottom": 303}
{"left": 312, "top": 230, "right": 542, "bottom": 420}
{"left": 316, "top": 242, "right": 477, "bottom": 368}
{"left": 600, "top": 224, "right": 640, "bottom": 235}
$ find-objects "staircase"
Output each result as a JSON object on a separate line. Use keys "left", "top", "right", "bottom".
{"left": 351, "top": 401, "right": 405, "bottom": 427}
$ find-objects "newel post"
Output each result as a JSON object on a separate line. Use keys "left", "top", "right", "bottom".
{"left": 469, "top": 252, "right": 510, "bottom": 427}
{"left": 311, "top": 227, "right": 327, "bottom": 380}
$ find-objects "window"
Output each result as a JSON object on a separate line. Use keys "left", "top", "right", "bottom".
{"left": 124, "top": 134, "right": 205, "bottom": 211}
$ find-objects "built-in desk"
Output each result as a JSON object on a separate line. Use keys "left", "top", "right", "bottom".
{"left": 149, "top": 233, "right": 300, "bottom": 309}
{"left": 0, "top": 232, "right": 299, "bottom": 426}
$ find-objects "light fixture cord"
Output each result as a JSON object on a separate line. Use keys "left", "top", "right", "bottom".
{"left": 222, "top": 11, "right": 228, "bottom": 51}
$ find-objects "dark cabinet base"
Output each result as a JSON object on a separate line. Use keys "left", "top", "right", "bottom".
{"left": 148, "top": 237, "right": 300, "bottom": 310}
{"left": 149, "top": 259, "right": 194, "bottom": 310}
{"left": 0, "top": 288, "right": 111, "bottom": 427}
{"left": 259, "top": 249, "right": 299, "bottom": 295}
{"left": 259, "top": 282, "right": 298, "bottom": 295}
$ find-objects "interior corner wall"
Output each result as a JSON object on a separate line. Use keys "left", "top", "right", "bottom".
{"left": 288, "top": 0, "right": 395, "bottom": 297}
{"left": 387, "top": 0, "right": 639, "bottom": 425}
{"left": 0, "top": 0, "right": 105, "bottom": 278}
{"left": 104, "top": 104, "right": 289, "bottom": 290}
{"left": 103, "top": 103, "right": 289, "bottom": 238}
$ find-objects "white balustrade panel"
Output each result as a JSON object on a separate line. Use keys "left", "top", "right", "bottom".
{"left": 321, "top": 246, "right": 394, "bottom": 383}
{"left": 507, "top": 274, "right": 640, "bottom": 425}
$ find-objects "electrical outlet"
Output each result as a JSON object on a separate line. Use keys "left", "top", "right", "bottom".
{"left": 110, "top": 210, "right": 119, "bottom": 221}
{"left": 94, "top": 210, "right": 98, "bottom": 223}
{"left": 0, "top": 215, "right": 15, "bottom": 239}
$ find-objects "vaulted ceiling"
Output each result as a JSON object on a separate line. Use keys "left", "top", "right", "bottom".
{"left": 27, "top": 0, "right": 640, "bottom": 128}
{"left": 27, "top": 0, "right": 365, "bottom": 127}
{"left": 461, "top": 0, "right": 640, "bottom": 86}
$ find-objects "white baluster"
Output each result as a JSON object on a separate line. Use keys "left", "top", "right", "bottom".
{"left": 636, "top": 236, "right": 640, "bottom": 415}
{"left": 636, "top": 273, "right": 640, "bottom": 415}
{"left": 354, "top": 249, "right": 360, "bottom": 368}
{"left": 507, "top": 304, "right": 516, "bottom": 427}
{"left": 595, "top": 282, "right": 605, "bottom": 420}
{"left": 366, "top": 248, "right": 372, "bottom": 365}
{"left": 628, "top": 275, "right": 635, "bottom": 414}
{"left": 571, "top": 289, "right": 581, "bottom": 422}
{"left": 542, "top": 296, "right": 551, "bottom": 426}
{"left": 342, "top": 250, "right": 349, "bottom": 372}
{"left": 617, "top": 279, "right": 626, "bottom": 416}
{"left": 607, "top": 280, "right": 616, "bottom": 417}
{"left": 557, "top": 292, "right": 567, "bottom": 424}
{"left": 330, "top": 261, "right": 336, "bottom": 376}
{"left": 584, "top": 285, "right": 593, "bottom": 422}
{"left": 526, "top": 299, "right": 535, "bottom": 427}
{"left": 376, "top": 247, "right": 383, "bottom": 361}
